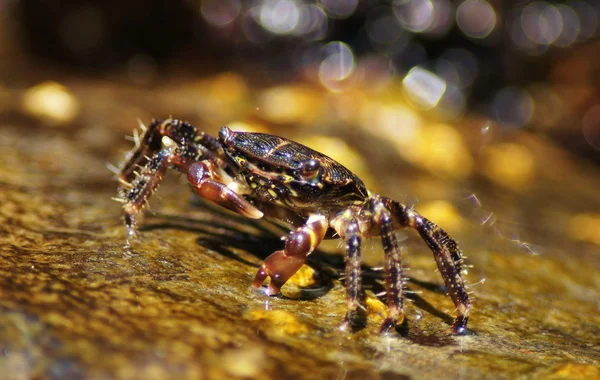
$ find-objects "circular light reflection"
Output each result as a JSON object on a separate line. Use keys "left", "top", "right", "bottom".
{"left": 521, "top": 2, "right": 563, "bottom": 45}
{"left": 437, "top": 84, "right": 466, "bottom": 119}
{"left": 553, "top": 5, "right": 580, "bottom": 47}
{"left": 318, "top": 42, "right": 356, "bottom": 92}
{"left": 438, "top": 49, "right": 478, "bottom": 88}
{"left": 426, "top": 0, "right": 453, "bottom": 36}
{"left": 294, "top": 4, "right": 328, "bottom": 40}
{"left": 260, "top": 0, "right": 300, "bottom": 35}
{"left": 456, "top": 0, "right": 497, "bottom": 39}
{"left": 570, "top": 0, "right": 598, "bottom": 40}
{"left": 201, "top": 0, "right": 242, "bottom": 27}
{"left": 242, "top": 7, "right": 274, "bottom": 43}
{"left": 492, "top": 87, "right": 534, "bottom": 127}
{"left": 507, "top": 7, "right": 547, "bottom": 55}
{"left": 393, "top": 0, "right": 435, "bottom": 33}
{"left": 319, "top": 0, "right": 358, "bottom": 19}
{"left": 582, "top": 105, "right": 600, "bottom": 151}
{"left": 366, "top": 7, "right": 405, "bottom": 46}
{"left": 403, "top": 66, "right": 447, "bottom": 109}
{"left": 59, "top": 5, "right": 105, "bottom": 56}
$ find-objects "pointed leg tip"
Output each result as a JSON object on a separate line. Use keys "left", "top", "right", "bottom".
{"left": 378, "top": 318, "right": 398, "bottom": 335}
{"left": 451, "top": 316, "right": 472, "bottom": 336}
{"left": 340, "top": 311, "right": 366, "bottom": 333}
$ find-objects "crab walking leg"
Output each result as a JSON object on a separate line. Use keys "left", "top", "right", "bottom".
{"left": 253, "top": 214, "right": 328, "bottom": 295}
{"left": 187, "top": 161, "right": 263, "bottom": 220}
{"left": 119, "top": 120, "right": 164, "bottom": 183}
{"left": 342, "top": 219, "right": 362, "bottom": 329}
{"left": 122, "top": 147, "right": 179, "bottom": 237}
{"left": 407, "top": 209, "right": 471, "bottom": 333}
{"left": 374, "top": 201, "right": 405, "bottom": 334}
{"left": 158, "top": 118, "right": 225, "bottom": 161}
{"left": 120, "top": 118, "right": 224, "bottom": 184}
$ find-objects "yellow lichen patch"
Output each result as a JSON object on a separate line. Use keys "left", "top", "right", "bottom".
{"left": 296, "top": 135, "right": 377, "bottom": 189}
{"left": 543, "top": 363, "right": 600, "bottom": 379}
{"left": 219, "top": 345, "right": 268, "bottom": 378}
{"left": 256, "top": 85, "right": 323, "bottom": 124}
{"left": 244, "top": 309, "right": 311, "bottom": 336}
{"left": 416, "top": 200, "right": 466, "bottom": 233}
{"left": 22, "top": 81, "right": 80, "bottom": 125}
{"left": 481, "top": 143, "right": 536, "bottom": 192}
{"left": 286, "top": 264, "right": 317, "bottom": 288}
{"left": 568, "top": 213, "right": 600, "bottom": 245}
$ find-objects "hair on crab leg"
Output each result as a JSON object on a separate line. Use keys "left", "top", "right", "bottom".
{"left": 340, "top": 218, "right": 363, "bottom": 331}
{"left": 397, "top": 201, "right": 472, "bottom": 334}
{"left": 374, "top": 198, "right": 405, "bottom": 334}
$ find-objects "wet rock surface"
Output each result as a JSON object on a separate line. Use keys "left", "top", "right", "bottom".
{"left": 0, "top": 78, "right": 599, "bottom": 380}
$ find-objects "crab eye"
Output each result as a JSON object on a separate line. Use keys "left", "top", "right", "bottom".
{"left": 218, "top": 126, "right": 234, "bottom": 143}
{"left": 300, "top": 159, "right": 321, "bottom": 179}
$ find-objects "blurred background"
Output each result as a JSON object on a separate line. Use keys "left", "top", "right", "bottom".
{"left": 2, "top": 0, "right": 600, "bottom": 249}
{"left": 5, "top": 0, "right": 600, "bottom": 158}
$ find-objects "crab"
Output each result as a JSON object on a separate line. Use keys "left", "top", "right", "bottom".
{"left": 115, "top": 118, "right": 471, "bottom": 334}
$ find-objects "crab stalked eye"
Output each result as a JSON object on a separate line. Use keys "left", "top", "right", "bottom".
{"left": 218, "top": 126, "right": 234, "bottom": 143}
{"left": 300, "top": 159, "right": 321, "bottom": 180}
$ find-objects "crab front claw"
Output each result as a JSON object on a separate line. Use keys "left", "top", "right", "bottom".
{"left": 252, "top": 250, "right": 306, "bottom": 295}
{"left": 252, "top": 214, "right": 328, "bottom": 296}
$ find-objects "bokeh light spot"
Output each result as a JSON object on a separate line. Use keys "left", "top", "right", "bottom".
{"left": 393, "top": 0, "right": 435, "bottom": 33}
{"left": 318, "top": 42, "right": 356, "bottom": 92}
{"left": 521, "top": 2, "right": 563, "bottom": 45}
{"left": 492, "top": 87, "right": 534, "bottom": 127}
{"left": 553, "top": 5, "right": 580, "bottom": 47}
{"left": 319, "top": 0, "right": 358, "bottom": 19}
{"left": 456, "top": 0, "right": 497, "bottom": 39}
{"left": 59, "top": 5, "right": 105, "bottom": 57}
{"left": 260, "top": 0, "right": 300, "bottom": 35}
{"left": 294, "top": 4, "right": 328, "bottom": 40}
{"left": 571, "top": 0, "right": 598, "bottom": 40}
{"left": 582, "top": 105, "right": 600, "bottom": 151}
{"left": 366, "top": 8, "right": 405, "bottom": 46}
{"left": 200, "top": 0, "right": 242, "bottom": 27}
{"left": 22, "top": 82, "right": 80, "bottom": 125}
{"left": 403, "top": 66, "right": 446, "bottom": 109}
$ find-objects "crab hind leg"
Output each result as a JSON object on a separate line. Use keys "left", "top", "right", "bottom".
{"left": 340, "top": 218, "right": 363, "bottom": 331}
{"left": 389, "top": 199, "right": 471, "bottom": 333}
{"left": 119, "top": 119, "right": 164, "bottom": 183}
{"left": 120, "top": 146, "right": 182, "bottom": 238}
{"left": 373, "top": 199, "right": 406, "bottom": 334}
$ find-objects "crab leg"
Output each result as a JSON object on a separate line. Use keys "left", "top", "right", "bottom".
{"left": 388, "top": 199, "right": 471, "bottom": 333}
{"left": 374, "top": 200, "right": 405, "bottom": 334}
{"left": 252, "top": 214, "right": 328, "bottom": 295}
{"left": 121, "top": 147, "right": 179, "bottom": 237}
{"left": 341, "top": 219, "right": 363, "bottom": 330}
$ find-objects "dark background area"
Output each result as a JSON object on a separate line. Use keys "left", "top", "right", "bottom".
{"left": 8, "top": 0, "right": 600, "bottom": 165}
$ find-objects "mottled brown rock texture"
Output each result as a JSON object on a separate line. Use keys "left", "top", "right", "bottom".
{"left": 0, "top": 79, "right": 599, "bottom": 379}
